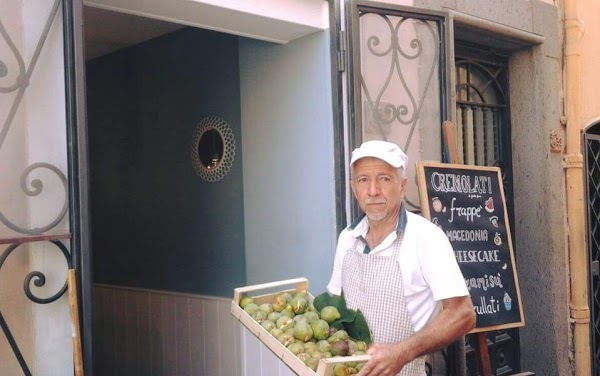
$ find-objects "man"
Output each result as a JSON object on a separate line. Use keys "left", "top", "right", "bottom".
{"left": 327, "top": 140, "right": 475, "bottom": 376}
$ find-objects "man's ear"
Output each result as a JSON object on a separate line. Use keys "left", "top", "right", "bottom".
{"left": 400, "top": 176, "right": 408, "bottom": 193}
{"left": 350, "top": 179, "right": 357, "bottom": 197}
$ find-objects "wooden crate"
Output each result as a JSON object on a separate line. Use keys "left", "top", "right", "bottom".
{"left": 231, "top": 277, "right": 370, "bottom": 376}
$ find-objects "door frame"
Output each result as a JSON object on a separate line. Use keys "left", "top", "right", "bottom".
{"left": 63, "top": 0, "right": 94, "bottom": 374}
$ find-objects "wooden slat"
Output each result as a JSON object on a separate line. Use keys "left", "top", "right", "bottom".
{"left": 442, "top": 121, "right": 459, "bottom": 164}
{"left": 161, "top": 295, "right": 176, "bottom": 375}
{"left": 204, "top": 298, "right": 220, "bottom": 375}
{"left": 189, "top": 298, "right": 205, "bottom": 375}
{"left": 148, "top": 293, "right": 163, "bottom": 376}
{"left": 114, "top": 289, "right": 128, "bottom": 376}
{"left": 0, "top": 233, "right": 71, "bottom": 245}
{"left": 67, "top": 270, "right": 84, "bottom": 376}
{"left": 175, "top": 298, "right": 191, "bottom": 375}
{"left": 219, "top": 300, "right": 238, "bottom": 376}
{"left": 135, "top": 291, "right": 151, "bottom": 375}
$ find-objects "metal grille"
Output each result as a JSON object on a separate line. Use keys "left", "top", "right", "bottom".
{"left": 354, "top": 5, "right": 447, "bottom": 212}
{"left": 585, "top": 133, "right": 600, "bottom": 375}
{"left": 455, "top": 50, "right": 520, "bottom": 375}
{"left": 455, "top": 59, "right": 507, "bottom": 168}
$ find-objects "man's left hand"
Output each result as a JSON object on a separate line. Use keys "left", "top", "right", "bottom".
{"left": 357, "top": 342, "right": 409, "bottom": 376}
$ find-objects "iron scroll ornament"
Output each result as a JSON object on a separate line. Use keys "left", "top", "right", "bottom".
{"left": 0, "top": 239, "right": 72, "bottom": 376}
{"left": 191, "top": 116, "right": 236, "bottom": 182}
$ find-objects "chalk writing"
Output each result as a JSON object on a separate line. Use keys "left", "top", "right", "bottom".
{"left": 430, "top": 172, "right": 493, "bottom": 194}
{"left": 448, "top": 197, "right": 482, "bottom": 223}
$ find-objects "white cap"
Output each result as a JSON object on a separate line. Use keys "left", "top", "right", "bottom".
{"left": 350, "top": 140, "right": 408, "bottom": 168}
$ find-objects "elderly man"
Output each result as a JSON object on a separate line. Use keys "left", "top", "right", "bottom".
{"left": 327, "top": 140, "right": 475, "bottom": 376}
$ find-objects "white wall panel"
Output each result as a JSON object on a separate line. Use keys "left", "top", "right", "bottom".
{"left": 94, "top": 284, "right": 243, "bottom": 376}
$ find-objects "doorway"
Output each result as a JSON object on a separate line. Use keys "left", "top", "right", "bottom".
{"left": 84, "top": 4, "right": 337, "bottom": 374}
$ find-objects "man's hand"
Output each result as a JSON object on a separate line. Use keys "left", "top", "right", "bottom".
{"left": 357, "top": 296, "right": 475, "bottom": 375}
{"left": 356, "top": 342, "right": 409, "bottom": 376}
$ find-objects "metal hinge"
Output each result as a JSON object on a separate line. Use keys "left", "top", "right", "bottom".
{"left": 337, "top": 30, "right": 347, "bottom": 72}
{"left": 592, "top": 260, "right": 599, "bottom": 278}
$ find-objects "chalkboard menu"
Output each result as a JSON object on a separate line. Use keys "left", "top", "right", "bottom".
{"left": 417, "top": 162, "right": 524, "bottom": 333}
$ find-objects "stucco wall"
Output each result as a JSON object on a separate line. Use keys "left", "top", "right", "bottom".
{"left": 580, "top": 0, "right": 600, "bottom": 128}
{"left": 347, "top": 0, "right": 567, "bottom": 374}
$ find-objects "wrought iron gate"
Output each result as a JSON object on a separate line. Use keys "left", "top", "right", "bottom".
{"left": 0, "top": 0, "right": 89, "bottom": 374}
{"left": 585, "top": 128, "right": 600, "bottom": 375}
{"left": 455, "top": 46, "right": 520, "bottom": 376}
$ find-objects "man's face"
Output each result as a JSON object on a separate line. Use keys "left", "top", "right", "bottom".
{"left": 351, "top": 157, "right": 407, "bottom": 223}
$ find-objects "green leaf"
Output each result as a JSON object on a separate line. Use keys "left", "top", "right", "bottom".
{"left": 313, "top": 292, "right": 346, "bottom": 313}
{"left": 345, "top": 309, "right": 371, "bottom": 344}
{"left": 312, "top": 292, "right": 371, "bottom": 344}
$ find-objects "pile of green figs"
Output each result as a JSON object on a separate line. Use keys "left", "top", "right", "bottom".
{"left": 240, "top": 290, "right": 368, "bottom": 374}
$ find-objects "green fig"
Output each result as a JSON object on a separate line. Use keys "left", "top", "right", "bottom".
{"left": 281, "top": 305, "right": 295, "bottom": 318}
{"left": 303, "top": 341, "right": 318, "bottom": 354}
{"left": 333, "top": 363, "right": 348, "bottom": 376}
{"left": 290, "top": 296, "right": 308, "bottom": 314}
{"left": 269, "top": 328, "right": 283, "bottom": 338}
{"left": 281, "top": 292, "right": 293, "bottom": 303}
{"left": 267, "top": 312, "right": 281, "bottom": 322}
{"left": 348, "top": 339, "right": 358, "bottom": 355}
{"left": 260, "top": 319, "right": 276, "bottom": 331}
{"left": 293, "top": 321, "right": 314, "bottom": 342}
{"left": 356, "top": 341, "right": 367, "bottom": 352}
{"left": 252, "top": 310, "right": 267, "bottom": 323}
{"left": 287, "top": 342, "right": 304, "bottom": 355}
{"left": 277, "top": 333, "right": 294, "bottom": 347}
{"left": 293, "top": 314, "right": 307, "bottom": 323}
{"left": 293, "top": 290, "right": 309, "bottom": 300}
{"left": 320, "top": 306, "right": 341, "bottom": 324}
{"left": 311, "top": 319, "right": 330, "bottom": 341}
{"left": 272, "top": 294, "right": 288, "bottom": 312}
{"left": 305, "top": 356, "right": 320, "bottom": 371}
{"left": 316, "top": 340, "right": 331, "bottom": 353}
{"left": 276, "top": 316, "right": 295, "bottom": 331}
{"left": 243, "top": 303, "right": 259, "bottom": 316}
{"left": 297, "top": 352, "right": 311, "bottom": 363}
{"left": 259, "top": 303, "right": 274, "bottom": 315}
{"left": 328, "top": 330, "right": 349, "bottom": 343}
{"left": 303, "top": 311, "right": 320, "bottom": 324}
{"left": 239, "top": 295, "right": 254, "bottom": 309}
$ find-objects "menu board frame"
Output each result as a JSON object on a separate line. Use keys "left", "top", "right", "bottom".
{"left": 416, "top": 161, "right": 525, "bottom": 333}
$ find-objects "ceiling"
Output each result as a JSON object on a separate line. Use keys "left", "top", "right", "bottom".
{"left": 83, "top": 1, "right": 328, "bottom": 60}
{"left": 84, "top": 6, "right": 183, "bottom": 60}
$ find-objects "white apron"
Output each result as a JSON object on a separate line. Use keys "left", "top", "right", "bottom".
{"left": 342, "top": 235, "right": 425, "bottom": 376}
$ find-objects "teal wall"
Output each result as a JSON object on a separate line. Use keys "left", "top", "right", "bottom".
{"left": 239, "top": 31, "right": 337, "bottom": 294}
{"left": 87, "top": 28, "right": 246, "bottom": 297}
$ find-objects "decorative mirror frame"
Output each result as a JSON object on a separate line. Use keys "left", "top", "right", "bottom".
{"left": 191, "top": 116, "right": 236, "bottom": 182}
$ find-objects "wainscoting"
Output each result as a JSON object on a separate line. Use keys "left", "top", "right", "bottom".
{"left": 93, "top": 284, "right": 243, "bottom": 376}
{"left": 93, "top": 284, "right": 308, "bottom": 375}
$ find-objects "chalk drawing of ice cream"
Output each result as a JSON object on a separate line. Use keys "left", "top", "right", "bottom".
{"left": 485, "top": 197, "right": 495, "bottom": 213}
{"left": 503, "top": 292, "right": 512, "bottom": 311}
{"left": 432, "top": 197, "right": 443, "bottom": 213}
{"left": 494, "top": 232, "right": 502, "bottom": 246}
{"left": 490, "top": 216, "right": 499, "bottom": 228}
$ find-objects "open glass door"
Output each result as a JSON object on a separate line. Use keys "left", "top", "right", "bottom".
{"left": 0, "top": 0, "right": 91, "bottom": 374}
{"left": 344, "top": 0, "right": 450, "bottom": 215}
{"left": 339, "top": 1, "right": 456, "bottom": 374}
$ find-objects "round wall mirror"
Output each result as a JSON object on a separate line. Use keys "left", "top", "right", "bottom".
{"left": 197, "top": 128, "right": 224, "bottom": 169}
{"left": 191, "top": 116, "right": 235, "bottom": 182}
